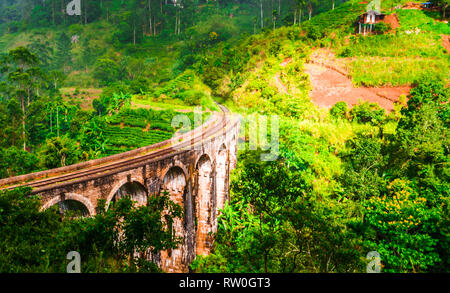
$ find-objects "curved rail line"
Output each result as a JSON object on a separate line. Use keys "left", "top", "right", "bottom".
{"left": 0, "top": 105, "right": 237, "bottom": 194}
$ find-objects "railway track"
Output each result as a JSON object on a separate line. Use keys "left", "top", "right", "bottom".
{"left": 0, "top": 105, "right": 236, "bottom": 194}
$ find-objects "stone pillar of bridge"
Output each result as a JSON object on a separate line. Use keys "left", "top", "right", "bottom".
{"left": 215, "top": 144, "right": 229, "bottom": 219}
{"left": 195, "top": 155, "right": 214, "bottom": 256}
{"left": 159, "top": 166, "right": 188, "bottom": 273}
{"left": 229, "top": 134, "right": 238, "bottom": 171}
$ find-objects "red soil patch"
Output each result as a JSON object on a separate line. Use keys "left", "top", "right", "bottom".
{"left": 441, "top": 35, "right": 450, "bottom": 53}
{"left": 403, "top": 2, "right": 423, "bottom": 9}
{"left": 402, "top": 2, "right": 440, "bottom": 11}
{"left": 383, "top": 13, "right": 400, "bottom": 32}
{"left": 304, "top": 63, "right": 410, "bottom": 111}
{"left": 281, "top": 57, "right": 292, "bottom": 67}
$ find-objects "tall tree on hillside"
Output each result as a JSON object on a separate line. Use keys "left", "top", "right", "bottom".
{"left": 440, "top": 0, "right": 449, "bottom": 18}
{"left": 84, "top": 0, "right": 88, "bottom": 24}
{"left": 273, "top": 9, "right": 278, "bottom": 30}
{"left": 28, "top": 37, "right": 53, "bottom": 70}
{"left": 1, "top": 47, "right": 39, "bottom": 151}
{"left": 294, "top": 0, "right": 306, "bottom": 25}
{"left": 173, "top": 0, "right": 184, "bottom": 35}
{"left": 48, "top": 71, "right": 66, "bottom": 91}
{"left": 148, "top": 0, "right": 153, "bottom": 35}
{"left": 307, "top": 0, "right": 317, "bottom": 20}
{"left": 55, "top": 32, "right": 72, "bottom": 74}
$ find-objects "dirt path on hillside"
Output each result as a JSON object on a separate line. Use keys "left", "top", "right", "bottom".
{"left": 304, "top": 49, "right": 410, "bottom": 111}
{"left": 304, "top": 63, "right": 410, "bottom": 111}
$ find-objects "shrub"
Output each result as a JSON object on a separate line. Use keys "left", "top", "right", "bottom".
{"left": 330, "top": 102, "right": 348, "bottom": 119}
{"left": 362, "top": 179, "right": 441, "bottom": 273}
{"left": 374, "top": 22, "right": 392, "bottom": 34}
{"left": 350, "top": 101, "right": 385, "bottom": 125}
{"left": 129, "top": 77, "right": 150, "bottom": 94}
{"left": 175, "top": 90, "right": 206, "bottom": 106}
{"left": 93, "top": 58, "right": 122, "bottom": 86}
{"left": 307, "top": 26, "right": 323, "bottom": 41}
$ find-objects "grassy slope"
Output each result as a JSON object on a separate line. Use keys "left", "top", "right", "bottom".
{"left": 1, "top": 1, "right": 447, "bottom": 159}
{"left": 335, "top": 6, "right": 449, "bottom": 86}
{"left": 202, "top": 1, "right": 447, "bottom": 195}
{"left": 284, "top": 0, "right": 449, "bottom": 87}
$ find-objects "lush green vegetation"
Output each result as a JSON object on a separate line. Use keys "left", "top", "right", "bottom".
{"left": 329, "top": 2, "right": 450, "bottom": 86}
{"left": 0, "top": 44, "right": 210, "bottom": 178}
{"left": 187, "top": 0, "right": 449, "bottom": 273}
{"left": 192, "top": 77, "right": 449, "bottom": 273}
{"left": 0, "top": 0, "right": 448, "bottom": 274}
{"left": 0, "top": 187, "right": 182, "bottom": 272}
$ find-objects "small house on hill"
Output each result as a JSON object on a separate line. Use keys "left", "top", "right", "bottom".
{"left": 357, "top": 10, "right": 386, "bottom": 35}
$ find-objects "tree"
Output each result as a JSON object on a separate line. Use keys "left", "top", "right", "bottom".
{"left": 362, "top": 179, "right": 442, "bottom": 272}
{"left": 0, "top": 187, "right": 183, "bottom": 272}
{"left": 39, "top": 135, "right": 79, "bottom": 168}
{"left": 55, "top": 32, "right": 72, "bottom": 74}
{"left": 78, "top": 117, "right": 109, "bottom": 160}
{"left": 390, "top": 79, "right": 449, "bottom": 181}
{"left": 93, "top": 58, "right": 121, "bottom": 86}
{"left": 0, "top": 147, "right": 39, "bottom": 179}
{"left": 433, "top": 0, "right": 449, "bottom": 18}
{"left": 350, "top": 101, "right": 386, "bottom": 126}
{"left": 48, "top": 70, "right": 66, "bottom": 91}
{"left": 444, "top": 0, "right": 449, "bottom": 18}
{"left": 273, "top": 9, "right": 278, "bottom": 30}
{"left": 28, "top": 37, "right": 53, "bottom": 70}
{"left": 1, "top": 47, "right": 39, "bottom": 151}
{"left": 306, "top": 0, "right": 317, "bottom": 20}
{"left": 0, "top": 98, "right": 23, "bottom": 148}
{"left": 260, "top": 0, "right": 265, "bottom": 29}
{"left": 294, "top": 0, "right": 306, "bottom": 25}
{"left": 330, "top": 101, "right": 348, "bottom": 119}
{"left": 192, "top": 150, "right": 364, "bottom": 273}
{"left": 340, "top": 135, "right": 387, "bottom": 201}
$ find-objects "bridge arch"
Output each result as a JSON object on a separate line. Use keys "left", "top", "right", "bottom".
{"left": 195, "top": 154, "right": 214, "bottom": 256}
{"left": 105, "top": 176, "right": 146, "bottom": 209}
{"left": 194, "top": 151, "right": 213, "bottom": 170}
{"left": 160, "top": 160, "right": 189, "bottom": 185}
{"left": 41, "top": 192, "right": 95, "bottom": 217}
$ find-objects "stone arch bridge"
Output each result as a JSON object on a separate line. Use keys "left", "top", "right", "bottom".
{"left": 0, "top": 106, "right": 240, "bottom": 273}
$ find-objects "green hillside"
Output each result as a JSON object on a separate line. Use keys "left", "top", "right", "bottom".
{"left": 0, "top": 0, "right": 448, "bottom": 274}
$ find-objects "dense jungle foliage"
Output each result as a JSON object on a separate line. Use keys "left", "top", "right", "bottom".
{"left": 0, "top": 0, "right": 448, "bottom": 272}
